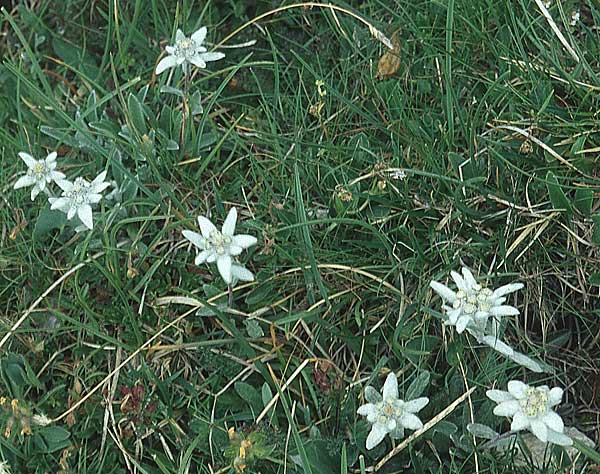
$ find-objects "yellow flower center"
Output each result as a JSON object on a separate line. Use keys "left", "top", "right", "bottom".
{"left": 520, "top": 387, "right": 549, "bottom": 417}
{"left": 176, "top": 37, "right": 197, "bottom": 58}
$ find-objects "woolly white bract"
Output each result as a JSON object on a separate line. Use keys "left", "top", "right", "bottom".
{"left": 487, "top": 380, "right": 572, "bottom": 446}
{"left": 156, "top": 27, "right": 225, "bottom": 75}
{"left": 13, "top": 152, "right": 65, "bottom": 200}
{"left": 430, "top": 267, "right": 542, "bottom": 372}
{"left": 183, "top": 207, "right": 257, "bottom": 284}
{"left": 49, "top": 171, "right": 111, "bottom": 230}
{"left": 0, "top": 461, "right": 11, "bottom": 474}
{"left": 357, "top": 372, "right": 428, "bottom": 450}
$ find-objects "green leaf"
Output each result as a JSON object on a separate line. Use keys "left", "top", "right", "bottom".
{"left": 400, "top": 335, "right": 440, "bottom": 364}
{"left": 234, "top": 381, "right": 262, "bottom": 412}
{"left": 573, "top": 438, "right": 600, "bottom": 463}
{"left": 405, "top": 370, "right": 430, "bottom": 399}
{"left": 245, "top": 282, "right": 276, "bottom": 306}
{"left": 127, "top": 92, "right": 147, "bottom": 135}
{"left": 569, "top": 135, "right": 586, "bottom": 155}
{"left": 592, "top": 215, "right": 600, "bottom": 246}
{"left": 573, "top": 188, "right": 593, "bottom": 216}
{"left": 34, "top": 208, "right": 68, "bottom": 239}
{"left": 545, "top": 171, "right": 572, "bottom": 214}
{"left": 244, "top": 319, "right": 264, "bottom": 338}
{"left": 431, "top": 420, "right": 457, "bottom": 435}
{"left": 261, "top": 382, "right": 273, "bottom": 406}
{"left": 159, "top": 85, "right": 184, "bottom": 97}
{"left": 301, "top": 439, "right": 340, "bottom": 473}
{"left": 467, "top": 423, "right": 499, "bottom": 439}
{"left": 1, "top": 354, "right": 27, "bottom": 396}
{"left": 191, "top": 90, "right": 203, "bottom": 116}
{"left": 52, "top": 37, "right": 99, "bottom": 78}
{"left": 445, "top": 340, "right": 463, "bottom": 367}
{"left": 36, "top": 426, "right": 71, "bottom": 453}
{"left": 589, "top": 273, "right": 600, "bottom": 286}
{"left": 39, "top": 125, "right": 79, "bottom": 147}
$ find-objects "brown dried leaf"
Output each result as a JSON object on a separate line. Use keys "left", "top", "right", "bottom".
{"left": 377, "top": 31, "right": 401, "bottom": 79}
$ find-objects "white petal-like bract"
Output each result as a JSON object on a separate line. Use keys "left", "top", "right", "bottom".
{"left": 183, "top": 207, "right": 257, "bottom": 285}
{"left": 156, "top": 26, "right": 225, "bottom": 75}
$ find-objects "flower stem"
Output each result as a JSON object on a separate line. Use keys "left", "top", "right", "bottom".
{"left": 180, "top": 65, "right": 190, "bottom": 150}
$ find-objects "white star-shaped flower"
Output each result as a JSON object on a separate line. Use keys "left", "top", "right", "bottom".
{"left": 430, "top": 267, "right": 523, "bottom": 335}
{"left": 357, "top": 372, "right": 429, "bottom": 450}
{"left": 49, "top": 171, "right": 111, "bottom": 230}
{"left": 0, "top": 461, "right": 11, "bottom": 474}
{"left": 156, "top": 27, "right": 225, "bottom": 75}
{"left": 487, "top": 380, "right": 572, "bottom": 446}
{"left": 13, "top": 151, "right": 65, "bottom": 200}
{"left": 430, "top": 267, "right": 542, "bottom": 372}
{"left": 182, "top": 207, "right": 257, "bottom": 284}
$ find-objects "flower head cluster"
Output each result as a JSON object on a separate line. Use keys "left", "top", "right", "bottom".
{"left": 487, "top": 381, "right": 571, "bottom": 446}
{"left": 13, "top": 152, "right": 65, "bottom": 200}
{"left": 183, "top": 207, "right": 257, "bottom": 284}
{"left": 156, "top": 27, "right": 225, "bottom": 75}
{"left": 430, "top": 267, "right": 542, "bottom": 372}
{"left": 357, "top": 372, "right": 429, "bottom": 450}
{"left": 49, "top": 171, "right": 110, "bottom": 230}
{"left": 0, "top": 461, "right": 10, "bottom": 474}
{"left": 430, "top": 267, "right": 523, "bottom": 335}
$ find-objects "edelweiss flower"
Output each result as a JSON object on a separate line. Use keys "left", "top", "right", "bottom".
{"left": 49, "top": 171, "right": 111, "bottom": 230}
{"left": 430, "top": 267, "right": 542, "bottom": 372}
{"left": 13, "top": 152, "right": 65, "bottom": 200}
{"left": 0, "top": 461, "right": 11, "bottom": 474}
{"left": 357, "top": 372, "right": 429, "bottom": 450}
{"left": 156, "top": 27, "right": 225, "bottom": 75}
{"left": 487, "top": 380, "right": 572, "bottom": 446}
{"left": 183, "top": 207, "right": 257, "bottom": 284}
{"left": 430, "top": 267, "right": 523, "bottom": 334}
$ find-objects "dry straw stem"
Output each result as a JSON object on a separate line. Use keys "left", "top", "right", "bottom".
{"left": 532, "top": 0, "right": 580, "bottom": 63}
{"left": 0, "top": 241, "right": 129, "bottom": 352}
{"left": 368, "top": 387, "right": 476, "bottom": 472}
{"left": 215, "top": 2, "right": 393, "bottom": 50}
{"left": 502, "top": 211, "right": 559, "bottom": 265}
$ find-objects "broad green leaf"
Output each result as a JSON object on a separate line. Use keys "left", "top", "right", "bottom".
{"left": 127, "top": 92, "right": 147, "bottom": 135}
{"left": 467, "top": 423, "right": 499, "bottom": 439}
{"left": 589, "top": 273, "right": 600, "bottom": 286}
{"left": 545, "top": 171, "right": 571, "bottom": 214}
{"left": 573, "top": 188, "right": 593, "bottom": 216}
{"left": 234, "top": 381, "right": 262, "bottom": 412}
{"left": 592, "top": 215, "right": 600, "bottom": 246}
{"left": 34, "top": 208, "right": 67, "bottom": 239}
{"left": 36, "top": 426, "right": 71, "bottom": 453}
{"left": 406, "top": 370, "right": 430, "bottom": 399}
{"left": 244, "top": 319, "right": 264, "bottom": 338}
{"left": 52, "top": 37, "right": 99, "bottom": 78}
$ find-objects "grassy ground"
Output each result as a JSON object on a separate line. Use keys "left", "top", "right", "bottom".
{"left": 0, "top": 0, "right": 599, "bottom": 472}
